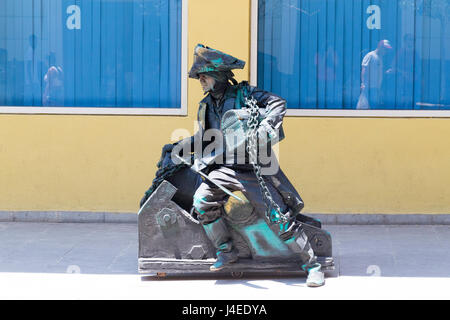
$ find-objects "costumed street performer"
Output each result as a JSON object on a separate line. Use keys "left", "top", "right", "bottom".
{"left": 141, "top": 44, "right": 325, "bottom": 287}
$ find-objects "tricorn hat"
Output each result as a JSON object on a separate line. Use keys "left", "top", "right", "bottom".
{"left": 188, "top": 44, "right": 245, "bottom": 79}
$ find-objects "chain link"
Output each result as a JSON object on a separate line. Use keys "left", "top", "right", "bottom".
{"left": 244, "top": 96, "right": 288, "bottom": 224}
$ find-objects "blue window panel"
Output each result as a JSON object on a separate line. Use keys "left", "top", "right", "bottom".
{"left": 0, "top": 0, "right": 6, "bottom": 105}
{"left": 258, "top": 0, "right": 450, "bottom": 110}
{"left": 12, "top": 0, "right": 25, "bottom": 106}
{"left": 334, "top": 0, "right": 345, "bottom": 108}
{"left": 0, "top": 0, "right": 182, "bottom": 109}
{"left": 23, "top": 0, "right": 34, "bottom": 106}
{"left": 160, "top": 0, "right": 169, "bottom": 108}
{"left": 91, "top": 0, "right": 102, "bottom": 108}
{"left": 316, "top": 0, "right": 327, "bottom": 109}
{"left": 325, "top": 0, "right": 336, "bottom": 108}
{"left": 143, "top": 0, "right": 161, "bottom": 108}
{"left": 62, "top": 0, "right": 75, "bottom": 107}
{"left": 170, "top": 0, "right": 182, "bottom": 109}
{"left": 342, "top": 0, "right": 354, "bottom": 109}
{"left": 286, "top": 0, "right": 298, "bottom": 108}
{"left": 351, "top": 0, "right": 364, "bottom": 109}
{"left": 132, "top": 1, "right": 143, "bottom": 108}
{"left": 299, "top": 0, "right": 310, "bottom": 107}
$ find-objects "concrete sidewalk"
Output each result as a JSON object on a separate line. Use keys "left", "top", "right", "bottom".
{"left": 0, "top": 222, "right": 449, "bottom": 299}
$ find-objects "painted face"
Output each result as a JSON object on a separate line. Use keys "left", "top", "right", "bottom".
{"left": 199, "top": 74, "right": 216, "bottom": 93}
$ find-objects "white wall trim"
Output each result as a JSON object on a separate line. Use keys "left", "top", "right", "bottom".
{"left": 180, "top": 0, "right": 189, "bottom": 116}
{"left": 286, "top": 109, "right": 450, "bottom": 118}
{"left": 0, "top": 106, "right": 186, "bottom": 116}
{"left": 249, "top": 0, "right": 450, "bottom": 119}
{"left": 0, "top": 0, "right": 189, "bottom": 116}
{"left": 250, "top": 0, "right": 258, "bottom": 87}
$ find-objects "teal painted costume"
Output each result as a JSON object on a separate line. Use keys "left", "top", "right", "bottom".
{"left": 188, "top": 44, "right": 245, "bottom": 80}
{"left": 154, "top": 44, "right": 323, "bottom": 283}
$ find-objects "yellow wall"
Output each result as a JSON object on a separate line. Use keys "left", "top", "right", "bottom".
{"left": 0, "top": 0, "right": 449, "bottom": 214}
{"left": 280, "top": 118, "right": 450, "bottom": 214}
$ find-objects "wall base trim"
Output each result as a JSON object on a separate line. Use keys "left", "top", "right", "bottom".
{"left": 309, "top": 213, "right": 450, "bottom": 225}
{"left": 0, "top": 211, "right": 449, "bottom": 225}
{"left": 0, "top": 211, "right": 137, "bottom": 224}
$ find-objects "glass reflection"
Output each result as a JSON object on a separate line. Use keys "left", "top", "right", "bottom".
{"left": 0, "top": 0, "right": 182, "bottom": 109}
{"left": 357, "top": 40, "right": 392, "bottom": 109}
{"left": 257, "top": 0, "right": 450, "bottom": 110}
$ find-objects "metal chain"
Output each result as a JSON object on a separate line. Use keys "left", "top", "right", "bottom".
{"left": 244, "top": 96, "right": 288, "bottom": 224}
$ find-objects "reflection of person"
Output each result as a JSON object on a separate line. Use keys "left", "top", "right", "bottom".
{"left": 0, "top": 48, "right": 6, "bottom": 103}
{"left": 315, "top": 44, "right": 338, "bottom": 82}
{"left": 315, "top": 44, "right": 338, "bottom": 105}
{"left": 42, "top": 52, "right": 64, "bottom": 106}
{"left": 387, "top": 34, "right": 415, "bottom": 107}
{"left": 390, "top": 34, "right": 414, "bottom": 80}
{"left": 162, "top": 44, "right": 325, "bottom": 286}
{"left": 25, "top": 34, "right": 40, "bottom": 92}
{"left": 357, "top": 40, "right": 392, "bottom": 109}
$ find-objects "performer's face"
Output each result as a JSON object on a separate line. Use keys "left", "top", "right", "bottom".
{"left": 199, "top": 74, "right": 216, "bottom": 93}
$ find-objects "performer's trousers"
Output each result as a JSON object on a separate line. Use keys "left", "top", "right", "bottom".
{"left": 193, "top": 165, "right": 315, "bottom": 265}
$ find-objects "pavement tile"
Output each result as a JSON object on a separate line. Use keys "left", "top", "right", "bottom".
{"left": 386, "top": 226, "right": 442, "bottom": 255}
{"left": 0, "top": 222, "right": 449, "bottom": 279}
{"left": 338, "top": 252, "right": 397, "bottom": 277}
{"left": 433, "top": 225, "right": 450, "bottom": 240}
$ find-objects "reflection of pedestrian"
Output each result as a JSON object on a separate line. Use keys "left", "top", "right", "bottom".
{"left": 388, "top": 34, "right": 415, "bottom": 108}
{"left": 25, "top": 35, "right": 42, "bottom": 103}
{"left": 390, "top": 34, "right": 414, "bottom": 80}
{"left": 315, "top": 44, "right": 338, "bottom": 82}
{"left": 0, "top": 48, "right": 6, "bottom": 103}
{"left": 42, "top": 52, "right": 64, "bottom": 106}
{"left": 315, "top": 44, "right": 338, "bottom": 104}
{"left": 357, "top": 40, "right": 392, "bottom": 109}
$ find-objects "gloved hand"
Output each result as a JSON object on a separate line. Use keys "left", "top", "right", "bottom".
{"left": 256, "top": 119, "right": 278, "bottom": 146}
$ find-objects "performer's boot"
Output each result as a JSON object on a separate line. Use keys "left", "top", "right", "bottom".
{"left": 281, "top": 221, "right": 325, "bottom": 287}
{"left": 202, "top": 217, "right": 238, "bottom": 271}
{"left": 302, "top": 262, "right": 325, "bottom": 287}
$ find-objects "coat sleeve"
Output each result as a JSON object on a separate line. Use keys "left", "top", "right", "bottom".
{"left": 247, "top": 85, "right": 287, "bottom": 131}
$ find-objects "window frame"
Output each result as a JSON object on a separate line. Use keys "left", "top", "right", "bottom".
{"left": 250, "top": 0, "right": 450, "bottom": 118}
{"left": 0, "top": 0, "right": 188, "bottom": 116}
